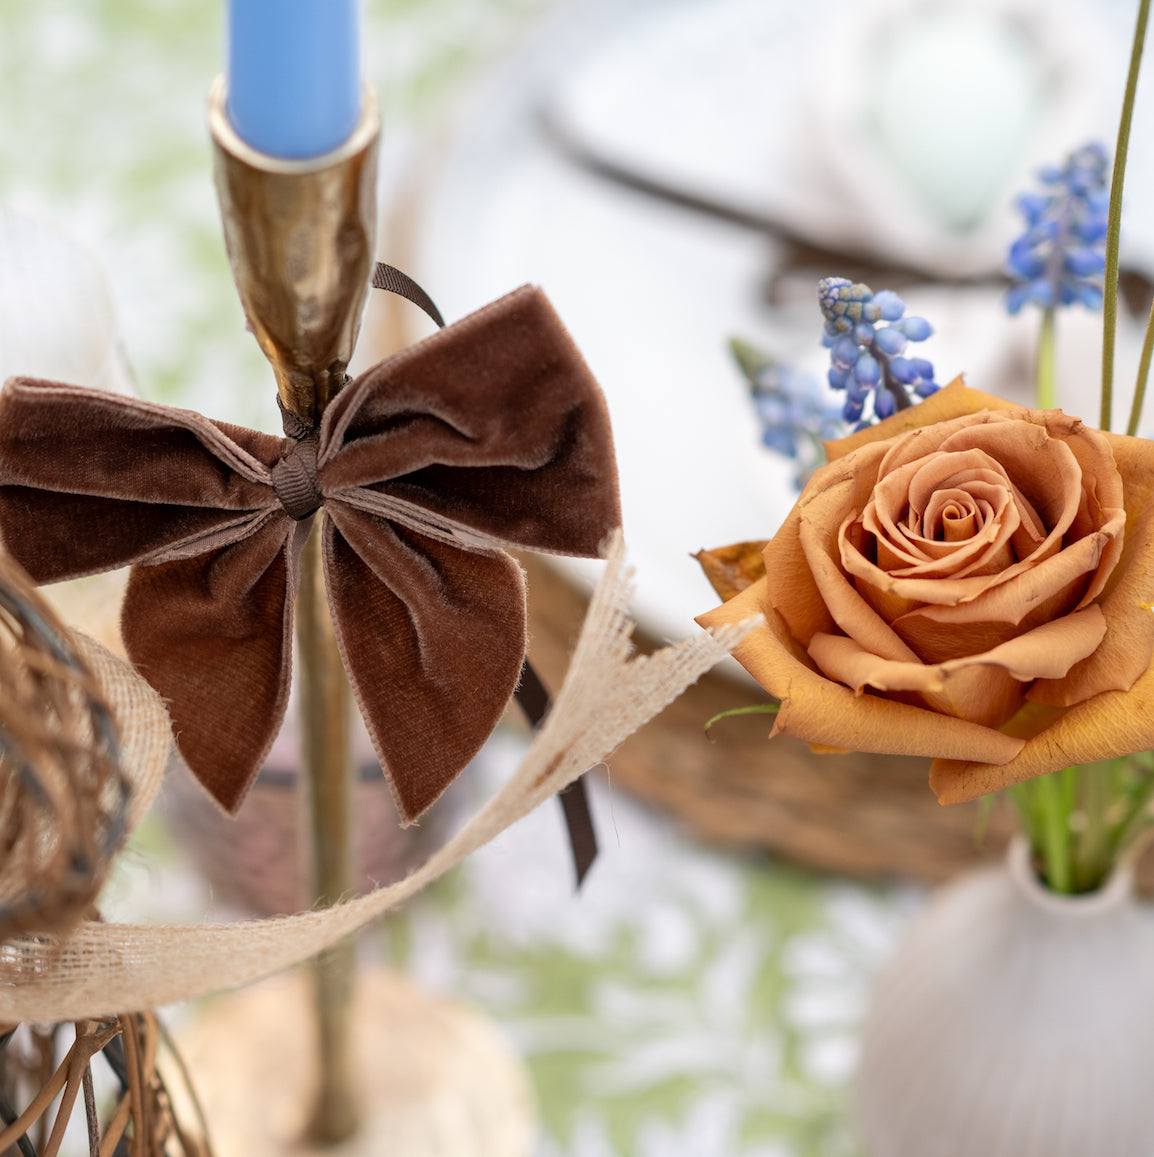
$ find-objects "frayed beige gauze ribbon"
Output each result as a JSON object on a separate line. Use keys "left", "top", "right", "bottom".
{"left": 0, "top": 533, "right": 759, "bottom": 1023}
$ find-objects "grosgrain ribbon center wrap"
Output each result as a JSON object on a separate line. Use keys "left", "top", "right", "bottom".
{"left": 0, "top": 284, "right": 621, "bottom": 835}
{"left": 270, "top": 405, "right": 322, "bottom": 521}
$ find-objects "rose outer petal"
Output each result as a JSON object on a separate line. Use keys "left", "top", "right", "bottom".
{"left": 761, "top": 505, "right": 839, "bottom": 646}
{"left": 807, "top": 606, "right": 1106, "bottom": 727}
{"left": 824, "top": 379, "right": 1018, "bottom": 462}
{"left": 696, "top": 578, "right": 1026, "bottom": 766}
{"left": 1029, "top": 429, "right": 1154, "bottom": 705}
{"left": 931, "top": 656, "right": 1154, "bottom": 804}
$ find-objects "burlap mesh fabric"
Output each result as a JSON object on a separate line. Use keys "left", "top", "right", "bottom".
{"left": 0, "top": 534, "right": 758, "bottom": 1022}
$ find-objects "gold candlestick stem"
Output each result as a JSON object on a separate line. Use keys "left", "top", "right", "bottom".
{"left": 209, "top": 78, "right": 380, "bottom": 1145}
{"left": 297, "top": 520, "right": 358, "bottom": 1144}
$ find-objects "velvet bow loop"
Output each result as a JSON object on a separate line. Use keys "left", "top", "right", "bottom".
{"left": 0, "top": 285, "right": 620, "bottom": 822}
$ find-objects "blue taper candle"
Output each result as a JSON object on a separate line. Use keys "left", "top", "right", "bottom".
{"left": 226, "top": 0, "right": 362, "bottom": 160}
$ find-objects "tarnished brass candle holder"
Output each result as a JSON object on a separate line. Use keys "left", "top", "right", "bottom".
{"left": 208, "top": 77, "right": 380, "bottom": 1145}
{"left": 208, "top": 76, "right": 380, "bottom": 426}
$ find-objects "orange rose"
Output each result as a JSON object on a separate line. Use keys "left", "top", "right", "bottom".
{"left": 697, "top": 382, "right": 1154, "bottom": 803}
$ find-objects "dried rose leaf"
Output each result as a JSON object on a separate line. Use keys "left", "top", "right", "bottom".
{"left": 694, "top": 541, "right": 769, "bottom": 602}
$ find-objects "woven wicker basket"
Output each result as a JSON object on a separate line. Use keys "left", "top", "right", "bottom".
{"left": 0, "top": 554, "right": 130, "bottom": 940}
{"left": 521, "top": 554, "right": 1154, "bottom": 890}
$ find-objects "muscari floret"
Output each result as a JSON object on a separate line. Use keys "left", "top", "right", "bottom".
{"left": 1004, "top": 141, "right": 1108, "bottom": 315}
{"left": 818, "top": 277, "right": 939, "bottom": 429}
{"left": 730, "top": 339, "right": 842, "bottom": 489}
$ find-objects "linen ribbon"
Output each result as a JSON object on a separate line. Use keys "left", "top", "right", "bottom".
{"left": 0, "top": 284, "right": 621, "bottom": 823}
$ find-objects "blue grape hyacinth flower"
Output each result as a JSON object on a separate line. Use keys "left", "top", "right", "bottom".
{"left": 1005, "top": 142, "right": 1109, "bottom": 315}
{"left": 817, "top": 278, "right": 939, "bottom": 428}
{"left": 731, "top": 339, "right": 842, "bottom": 489}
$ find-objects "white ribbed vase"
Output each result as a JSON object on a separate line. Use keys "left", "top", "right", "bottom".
{"left": 856, "top": 838, "right": 1154, "bottom": 1157}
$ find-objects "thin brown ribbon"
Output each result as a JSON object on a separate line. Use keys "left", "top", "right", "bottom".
{"left": 372, "top": 263, "right": 599, "bottom": 882}
{"left": 513, "top": 659, "right": 598, "bottom": 885}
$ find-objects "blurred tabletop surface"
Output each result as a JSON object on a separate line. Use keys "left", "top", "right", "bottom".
{"left": 9, "top": 0, "right": 1147, "bottom": 1153}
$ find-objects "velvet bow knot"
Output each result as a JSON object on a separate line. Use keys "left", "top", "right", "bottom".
{"left": 271, "top": 410, "right": 323, "bottom": 520}
{"left": 0, "top": 286, "right": 620, "bottom": 820}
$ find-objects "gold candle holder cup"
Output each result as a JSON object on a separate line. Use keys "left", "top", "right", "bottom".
{"left": 208, "top": 76, "right": 380, "bottom": 425}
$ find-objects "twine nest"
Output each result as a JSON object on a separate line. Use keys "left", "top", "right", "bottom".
{"left": 0, "top": 553, "right": 128, "bottom": 941}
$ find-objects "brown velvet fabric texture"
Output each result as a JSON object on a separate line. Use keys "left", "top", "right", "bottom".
{"left": 0, "top": 285, "right": 620, "bottom": 820}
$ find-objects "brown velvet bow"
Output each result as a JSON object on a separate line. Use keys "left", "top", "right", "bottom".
{"left": 0, "top": 286, "right": 620, "bottom": 821}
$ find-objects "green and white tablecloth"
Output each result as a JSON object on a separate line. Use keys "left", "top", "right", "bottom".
{"left": 0, "top": 3, "right": 925, "bottom": 1154}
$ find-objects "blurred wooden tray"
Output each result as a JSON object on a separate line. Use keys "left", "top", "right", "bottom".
{"left": 369, "top": 266, "right": 1147, "bottom": 890}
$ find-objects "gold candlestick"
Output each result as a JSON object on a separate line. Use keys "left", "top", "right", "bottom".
{"left": 208, "top": 77, "right": 380, "bottom": 1144}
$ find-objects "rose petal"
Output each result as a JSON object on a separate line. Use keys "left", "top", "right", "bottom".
{"left": 846, "top": 418, "right": 1085, "bottom": 604}
{"left": 865, "top": 455, "right": 1022, "bottom": 578}
{"left": 806, "top": 630, "right": 1026, "bottom": 726}
{"left": 930, "top": 655, "right": 1154, "bottom": 804}
{"left": 933, "top": 497, "right": 977, "bottom": 543}
{"left": 824, "top": 379, "right": 1017, "bottom": 462}
{"left": 803, "top": 413, "right": 1109, "bottom": 667}
{"left": 920, "top": 489, "right": 985, "bottom": 546}
{"left": 933, "top": 419, "right": 1083, "bottom": 542}
{"left": 805, "top": 601, "right": 1101, "bottom": 689}
{"left": 807, "top": 606, "right": 1105, "bottom": 727}
{"left": 888, "top": 580, "right": 1086, "bottom": 664}
{"left": 792, "top": 446, "right": 922, "bottom": 663}
{"left": 696, "top": 578, "right": 1025, "bottom": 765}
{"left": 842, "top": 521, "right": 1112, "bottom": 622}
{"left": 1057, "top": 421, "right": 1125, "bottom": 605}
{"left": 801, "top": 506, "right": 922, "bottom": 663}
{"left": 1028, "top": 430, "right": 1154, "bottom": 704}
{"left": 761, "top": 507, "right": 838, "bottom": 645}
{"left": 929, "top": 410, "right": 1124, "bottom": 610}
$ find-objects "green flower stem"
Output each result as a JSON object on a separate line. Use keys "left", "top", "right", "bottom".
{"left": 973, "top": 792, "right": 997, "bottom": 847}
{"left": 1035, "top": 771, "right": 1072, "bottom": 893}
{"left": 1102, "top": 0, "right": 1151, "bottom": 432}
{"left": 704, "top": 702, "right": 780, "bottom": 734}
{"left": 1007, "top": 781, "right": 1037, "bottom": 845}
{"left": 1073, "top": 760, "right": 1112, "bottom": 893}
{"left": 1060, "top": 763, "right": 1077, "bottom": 818}
{"left": 1008, "top": 780, "right": 1048, "bottom": 882}
{"left": 1036, "top": 306, "right": 1057, "bottom": 409}
{"left": 798, "top": 427, "right": 829, "bottom": 466}
{"left": 1127, "top": 294, "right": 1154, "bottom": 435}
{"left": 729, "top": 337, "right": 771, "bottom": 380}
{"left": 1108, "top": 765, "right": 1154, "bottom": 859}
